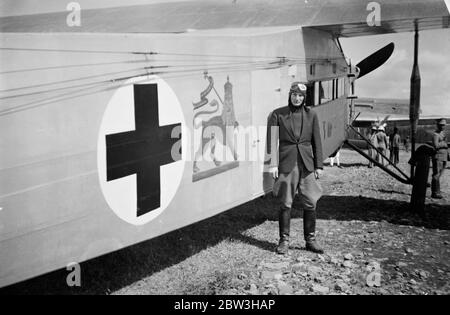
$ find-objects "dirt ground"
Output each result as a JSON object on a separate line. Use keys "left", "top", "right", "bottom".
{"left": 1, "top": 149, "right": 449, "bottom": 295}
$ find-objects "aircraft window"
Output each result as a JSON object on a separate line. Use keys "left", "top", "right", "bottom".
{"left": 335, "top": 78, "right": 342, "bottom": 98}
{"left": 329, "top": 80, "right": 335, "bottom": 100}
{"left": 339, "top": 78, "right": 345, "bottom": 97}
{"left": 319, "top": 80, "right": 333, "bottom": 104}
{"left": 329, "top": 81, "right": 334, "bottom": 100}
{"left": 314, "top": 81, "right": 320, "bottom": 105}
{"left": 334, "top": 79, "right": 338, "bottom": 99}
{"left": 310, "top": 64, "right": 316, "bottom": 76}
{"left": 338, "top": 78, "right": 341, "bottom": 98}
{"left": 337, "top": 79, "right": 342, "bottom": 99}
{"left": 331, "top": 80, "right": 336, "bottom": 100}
{"left": 337, "top": 79, "right": 341, "bottom": 98}
{"left": 313, "top": 79, "right": 346, "bottom": 105}
{"left": 306, "top": 83, "right": 315, "bottom": 107}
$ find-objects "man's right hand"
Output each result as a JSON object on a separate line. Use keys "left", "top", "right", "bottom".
{"left": 269, "top": 167, "right": 279, "bottom": 179}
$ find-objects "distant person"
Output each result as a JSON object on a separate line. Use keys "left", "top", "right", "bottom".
{"left": 329, "top": 150, "right": 341, "bottom": 168}
{"left": 404, "top": 136, "right": 410, "bottom": 152}
{"left": 368, "top": 126, "right": 378, "bottom": 168}
{"left": 376, "top": 126, "right": 389, "bottom": 166}
{"left": 389, "top": 127, "right": 401, "bottom": 166}
{"left": 431, "top": 118, "right": 448, "bottom": 199}
{"left": 267, "top": 81, "right": 324, "bottom": 255}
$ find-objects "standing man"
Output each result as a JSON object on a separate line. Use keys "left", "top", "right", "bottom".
{"left": 267, "top": 82, "right": 324, "bottom": 254}
{"left": 404, "top": 136, "right": 410, "bottom": 152}
{"left": 431, "top": 118, "right": 448, "bottom": 199}
{"left": 390, "top": 127, "right": 401, "bottom": 166}
{"left": 368, "top": 126, "right": 378, "bottom": 168}
{"left": 376, "top": 126, "right": 389, "bottom": 166}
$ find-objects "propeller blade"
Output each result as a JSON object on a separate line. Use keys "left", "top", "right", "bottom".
{"left": 379, "top": 115, "right": 390, "bottom": 127}
{"left": 356, "top": 42, "right": 395, "bottom": 79}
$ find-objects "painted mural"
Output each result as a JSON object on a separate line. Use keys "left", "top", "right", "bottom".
{"left": 192, "top": 73, "right": 240, "bottom": 182}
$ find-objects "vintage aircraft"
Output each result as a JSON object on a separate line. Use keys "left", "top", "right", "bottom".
{"left": 0, "top": 0, "right": 449, "bottom": 288}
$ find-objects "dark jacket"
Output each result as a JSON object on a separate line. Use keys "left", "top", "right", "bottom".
{"left": 267, "top": 105, "right": 323, "bottom": 173}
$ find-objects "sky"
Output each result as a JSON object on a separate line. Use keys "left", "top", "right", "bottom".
{"left": 1, "top": 0, "right": 449, "bottom": 116}
{"left": 340, "top": 29, "right": 450, "bottom": 116}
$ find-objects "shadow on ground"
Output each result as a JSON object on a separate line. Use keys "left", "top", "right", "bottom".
{"left": 377, "top": 189, "right": 410, "bottom": 195}
{"left": 1, "top": 194, "right": 448, "bottom": 295}
{"left": 314, "top": 195, "right": 449, "bottom": 230}
{"left": 326, "top": 162, "right": 369, "bottom": 168}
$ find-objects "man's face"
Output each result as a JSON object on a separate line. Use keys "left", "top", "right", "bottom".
{"left": 290, "top": 92, "right": 305, "bottom": 106}
{"left": 437, "top": 123, "right": 445, "bottom": 131}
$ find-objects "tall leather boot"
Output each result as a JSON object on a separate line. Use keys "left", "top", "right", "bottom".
{"left": 431, "top": 179, "right": 437, "bottom": 195}
{"left": 276, "top": 206, "right": 291, "bottom": 254}
{"left": 303, "top": 210, "right": 324, "bottom": 254}
{"left": 432, "top": 180, "right": 443, "bottom": 199}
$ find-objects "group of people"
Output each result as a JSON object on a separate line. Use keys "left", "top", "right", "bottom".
{"left": 368, "top": 126, "right": 405, "bottom": 167}
{"left": 367, "top": 120, "right": 448, "bottom": 199}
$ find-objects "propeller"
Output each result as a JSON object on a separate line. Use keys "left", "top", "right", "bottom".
{"left": 374, "top": 114, "right": 390, "bottom": 129}
{"left": 356, "top": 42, "right": 395, "bottom": 79}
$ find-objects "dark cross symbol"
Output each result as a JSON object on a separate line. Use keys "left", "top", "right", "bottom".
{"left": 106, "top": 84, "right": 181, "bottom": 217}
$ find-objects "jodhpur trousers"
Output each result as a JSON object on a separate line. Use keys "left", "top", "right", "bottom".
{"left": 273, "top": 161, "right": 322, "bottom": 210}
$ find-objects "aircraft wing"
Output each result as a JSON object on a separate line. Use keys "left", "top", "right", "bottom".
{"left": 306, "top": 0, "right": 450, "bottom": 37}
{"left": 0, "top": 0, "right": 449, "bottom": 36}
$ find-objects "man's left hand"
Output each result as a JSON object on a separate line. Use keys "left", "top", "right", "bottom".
{"left": 314, "top": 169, "right": 323, "bottom": 179}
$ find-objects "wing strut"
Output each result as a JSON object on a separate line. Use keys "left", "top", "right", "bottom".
{"left": 345, "top": 125, "right": 411, "bottom": 185}
{"left": 409, "top": 22, "right": 421, "bottom": 181}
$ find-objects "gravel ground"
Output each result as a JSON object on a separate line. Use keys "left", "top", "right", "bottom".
{"left": 2, "top": 149, "right": 449, "bottom": 295}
